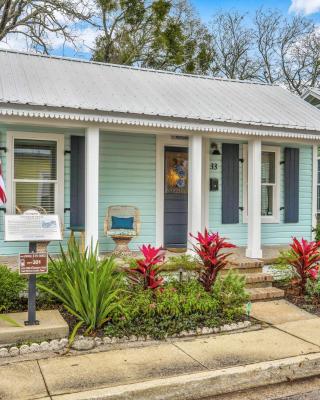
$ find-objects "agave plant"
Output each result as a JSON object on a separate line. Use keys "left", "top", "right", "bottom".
{"left": 37, "top": 240, "right": 125, "bottom": 341}
{"left": 289, "top": 237, "right": 320, "bottom": 294}
{"left": 127, "top": 244, "right": 165, "bottom": 290}
{"left": 190, "top": 229, "right": 236, "bottom": 292}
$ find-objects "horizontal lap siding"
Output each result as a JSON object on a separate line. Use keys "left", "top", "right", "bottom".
{"left": 0, "top": 124, "right": 84, "bottom": 255}
{"left": 208, "top": 141, "right": 247, "bottom": 246}
{"left": 98, "top": 132, "right": 156, "bottom": 252}
{"left": 261, "top": 145, "right": 313, "bottom": 244}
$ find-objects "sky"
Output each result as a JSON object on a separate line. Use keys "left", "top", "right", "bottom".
{"left": 194, "top": 0, "right": 320, "bottom": 22}
{"left": 2, "top": 0, "right": 320, "bottom": 57}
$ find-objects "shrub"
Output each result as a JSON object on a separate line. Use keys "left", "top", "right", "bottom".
{"left": 105, "top": 271, "right": 247, "bottom": 339}
{"left": 162, "top": 254, "right": 200, "bottom": 272}
{"left": 0, "top": 265, "right": 26, "bottom": 311}
{"left": 190, "top": 229, "right": 236, "bottom": 291}
{"left": 312, "top": 224, "right": 320, "bottom": 242}
{"left": 37, "top": 240, "right": 125, "bottom": 339}
{"left": 212, "top": 272, "right": 249, "bottom": 321}
{"left": 270, "top": 249, "right": 296, "bottom": 284}
{"left": 0, "top": 306, "right": 21, "bottom": 326}
{"left": 289, "top": 237, "right": 320, "bottom": 294}
{"left": 126, "top": 244, "right": 165, "bottom": 290}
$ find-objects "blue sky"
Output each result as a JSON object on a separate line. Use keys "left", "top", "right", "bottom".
{"left": 194, "top": 0, "right": 320, "bottom": 22}
{"left": 2, "top": 0, "right": 320, "bottom": 57}
{"left": 195, "top": 0, "right": 290, "bottom": 21}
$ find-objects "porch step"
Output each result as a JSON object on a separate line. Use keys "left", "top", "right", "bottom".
{"left": 224, "top": 258, "right": 263, "bottom": 275}
{"left": 243, "top": 273, "right": 273, "bottom": 288}
{"left": 247, "top": 287, "right": 285, "bottom": 301}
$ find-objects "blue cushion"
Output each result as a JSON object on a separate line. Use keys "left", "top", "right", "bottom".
{"left": 111, "top": 216, "right": 134, "bottom": 230}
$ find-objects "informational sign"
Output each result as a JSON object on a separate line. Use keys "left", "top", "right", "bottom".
{"left": 19, "top": 252, "right": 48, "bottom": 275}
{"left": 4, "top": 212, "right": 62, "bottom": 242}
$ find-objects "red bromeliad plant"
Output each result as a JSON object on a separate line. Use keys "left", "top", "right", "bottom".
{"left": 289, "top": 237, "right": 320, "bottom": 294}
{"left": 190, "top": 229, "right": 236, "bottom": 292}
{"left": 127, "top": 245, "right": 165, "bottom": 290}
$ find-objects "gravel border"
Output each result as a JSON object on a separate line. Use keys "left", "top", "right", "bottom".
{"left": 0, "top": 320, "right": 252, "bottom": 358}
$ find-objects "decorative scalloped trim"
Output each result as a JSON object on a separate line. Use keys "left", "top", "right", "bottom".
{"left": 1, "top": 107, "right": 320, "bottom": 140}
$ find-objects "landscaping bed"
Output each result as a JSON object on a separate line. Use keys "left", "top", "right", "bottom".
{"left": 0, "top": 232, "right": 251, "bottom": 349}
{"left": 271, "top": 235, "right": 320, "bottom": 316}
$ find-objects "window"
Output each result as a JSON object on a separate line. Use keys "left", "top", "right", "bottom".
{"left": 243, "top": 145, "right": 280, "bottom": 223}
{"left": 7, "top": 133, "right": 64, "bottom": 216}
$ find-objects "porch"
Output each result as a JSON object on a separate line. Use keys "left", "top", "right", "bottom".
{"left": 0, "top": 125, "right": 316, "bottom": 263}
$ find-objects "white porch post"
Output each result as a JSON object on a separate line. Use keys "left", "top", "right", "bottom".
{"left": 85, "top": 126, "right": 100, "bottom": 249}
{"left": 188, "top": 135, "right": 203, "bottom": 246}
{"left": 246, "top": 138, "right": 262, "bottom": 258}
{"left": 312, "top": 144, "right": 318, "bottom": 239}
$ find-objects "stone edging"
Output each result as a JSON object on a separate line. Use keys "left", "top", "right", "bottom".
{"left": 0, "top": 320, "right": 251, "bottom": 358}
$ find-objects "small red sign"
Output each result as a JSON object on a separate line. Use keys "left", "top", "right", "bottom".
{"left": 19, "top": 253, "right": 48, "bottom": 275}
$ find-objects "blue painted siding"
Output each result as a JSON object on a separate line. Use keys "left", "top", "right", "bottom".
{"left": 208, "top": 140, "right": 313, "bottom": 246}
{"left": 98, "top": 132, "right": 156, "bottom": 252}
{"left": 261, "top": 144, "right": 313, "bottom": 244}
{"left": 0, "top": 124, "right": 313, "bottom": 256}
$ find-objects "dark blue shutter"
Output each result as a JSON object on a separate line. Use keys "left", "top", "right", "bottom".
{"left": 222, "top": 143, "right": 239, "bottom": 224}
{"left": 284, "top": 147, "right": 299, "bottom": 223}
{"left": 70, "top": 136, "right": 85, "bottom": 228}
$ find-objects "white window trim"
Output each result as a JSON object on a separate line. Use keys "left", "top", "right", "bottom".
{"left": 243, "top": 145, "right": 280, "bottom": 224}
{"left": 6, "top": 131, "right": 64, "bottom": 219}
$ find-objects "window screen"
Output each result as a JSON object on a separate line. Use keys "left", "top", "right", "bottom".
{"left": 14, "top": 139, "right": 57, "bottom": 214}
{"left": 261, "top": 151, "right": 275, "bottom": 217}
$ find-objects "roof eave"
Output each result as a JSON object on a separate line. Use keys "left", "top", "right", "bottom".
{"left": 1, "top": 104, "right": 320, "bottom": 141}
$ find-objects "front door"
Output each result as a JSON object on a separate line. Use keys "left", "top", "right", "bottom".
{"left": 164, "top": 147, "right": 188, "bottom": 250}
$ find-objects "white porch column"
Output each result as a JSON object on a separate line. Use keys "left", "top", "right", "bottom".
{"left": 188, "top": 135, "right": 203, "bottom": 244}
{"left": 85, "top": 126, "right": 100, "bottom": 249}
{"left": 246, "top": 138, "right": 262, "bottom": 258}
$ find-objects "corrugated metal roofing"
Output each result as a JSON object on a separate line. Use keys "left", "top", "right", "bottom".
{"left": 1, "top": 50, "right": 320, "bottom": 132}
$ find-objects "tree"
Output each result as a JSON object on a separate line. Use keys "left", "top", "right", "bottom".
{"left": 0, "top": 0, "right": 92, "bottom": 53}
{"left": 209, "top": 11, "right": 259, "bottom": 80}
{"left": 254, "top": 8, "right": 320, "bottom": 94}
{"left": 92, "top": 0, "right": 214, "bottom": 74}
{"left": 209, "top": 9, "right": 320, "bottom": 94}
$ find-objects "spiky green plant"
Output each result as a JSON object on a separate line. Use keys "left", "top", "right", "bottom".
{"left": 37, "top": 240, "right": 125, "bottom": 341}
{"left": 0, "top": 306, "right": 21, "bottom": 327}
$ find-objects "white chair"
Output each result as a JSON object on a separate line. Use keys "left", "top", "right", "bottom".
{"left": 104, "top": 205, "right": 140, "bottom": 256}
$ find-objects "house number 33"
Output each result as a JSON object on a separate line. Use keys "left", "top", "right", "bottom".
{"left": 210, "top": 163, "right": 218, "bottom": 170}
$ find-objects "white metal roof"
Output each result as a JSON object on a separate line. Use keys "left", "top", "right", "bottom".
{"left": 1, "top": 50, "right": 320, "bottom": 133}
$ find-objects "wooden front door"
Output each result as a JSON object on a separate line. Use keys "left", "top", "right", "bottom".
{"left": 163, "top": 147, "right": 188, "bottom": 249}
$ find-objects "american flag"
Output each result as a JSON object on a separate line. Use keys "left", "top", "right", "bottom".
{"left": 0, "top": 160, "right": 7, "bottom": 205}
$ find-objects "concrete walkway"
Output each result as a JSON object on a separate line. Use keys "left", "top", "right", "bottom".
{"left": 2, "top": 300, "right": 320, "bottom": 400}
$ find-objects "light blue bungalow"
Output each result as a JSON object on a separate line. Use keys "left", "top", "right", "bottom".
{"left": 1, "top": 50, "right": 320, "bottom": 263}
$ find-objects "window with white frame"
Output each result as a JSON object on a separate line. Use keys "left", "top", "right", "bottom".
{"left": 7, "top": 133, "right": 64, "bottom": 216}
{"left": 243, "top": 145, "right": 280, "bottom": 223}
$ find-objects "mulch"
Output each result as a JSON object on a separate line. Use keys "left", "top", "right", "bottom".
{"left": 276, "top": 283, "right": 320, "bottom": 317}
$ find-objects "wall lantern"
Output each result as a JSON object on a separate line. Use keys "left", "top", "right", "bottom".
{"left": 211, "top": 142, "right": 221, "bottom": 155}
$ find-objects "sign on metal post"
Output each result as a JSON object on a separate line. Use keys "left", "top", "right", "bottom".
{"left": 4, "top": 212, "right": 62, "bottom": 242}
{"left": 19, "top": 252, "right": 48, "bottom": 275}
{"left": 25, "top": 242, "right": 39, "bottom": 326}
{"left": 4, "top": 210, "right": 62, "bottom": 326}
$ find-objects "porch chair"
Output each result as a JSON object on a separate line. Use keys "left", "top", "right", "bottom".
{"left": 104, "top": 205, "right": 140, "bottom": 257}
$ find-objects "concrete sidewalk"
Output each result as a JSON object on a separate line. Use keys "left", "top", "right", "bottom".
{"left": 2, "top": 300, "right": 320, "bottom": 400}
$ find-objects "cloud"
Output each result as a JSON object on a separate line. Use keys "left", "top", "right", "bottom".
{"left": 0, "top": 23, "right": 99, "bottom": 58}
{"left": 289, "top": 0, "right": 320, "bottom": 15}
